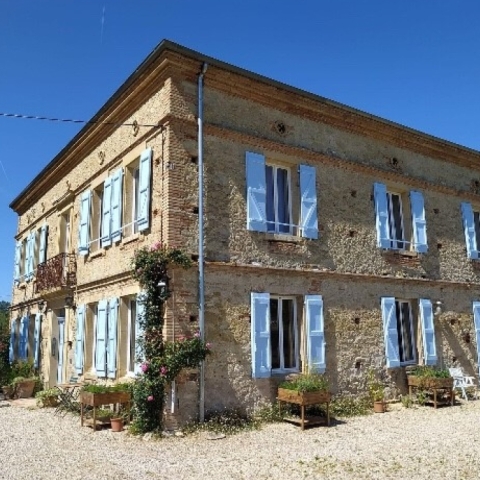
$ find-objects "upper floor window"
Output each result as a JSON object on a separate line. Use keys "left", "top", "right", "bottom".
{"left": 77, "top": 148, "right": 152, "bottom": 256}
{"left": 461, "top": 202, "right": 480, "bottom": 260}
{"left": 374, "top": 182, "right": 427, "bottom": 253}
{"left": 245, "top": 151, "right": 318, "bottom": 239}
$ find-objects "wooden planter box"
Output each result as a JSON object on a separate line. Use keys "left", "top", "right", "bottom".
{"left": 407, "top": 376, "right": 453, "bottom": 389}
{"left": 407, "top": 375, "right": 454, "bottom": 408}
{"left": 80, "top": 391, "right": 131, "bottom": 431}
{"left": 80, "top": 391, "right": 131, "bottom": 407}
{"left": 277, "top": 388, "right": 332, "bottom": 430}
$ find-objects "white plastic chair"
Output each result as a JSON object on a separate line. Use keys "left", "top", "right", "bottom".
{"left": 449, "top": 367, "right": 478, "bottom": 400}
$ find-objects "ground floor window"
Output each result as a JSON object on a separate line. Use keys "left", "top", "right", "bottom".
{"left": 395, "top": 299, "right": 416, "bottom": 365}
{"left": 270, "top": 296, "right": 298, "bottom": 372}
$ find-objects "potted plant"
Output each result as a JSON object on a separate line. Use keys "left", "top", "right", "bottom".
{"left": 367, "top": 369, "right": 386, "bottom": 413}
{"left": 35, "top": 388, "right": 59, "bottom": 408}
{"left": 12, "top": 376, "right": 36, "bottom": 398}
{"left": 407, "top": 366, "right": 453, "bottom": 389}
{"left": 110, "top": 416, "right": 124, "bottom": 432}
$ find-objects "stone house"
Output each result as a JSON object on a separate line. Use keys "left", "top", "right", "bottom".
{"left": 8, "top": 40, "right": 480, "bottom": 424}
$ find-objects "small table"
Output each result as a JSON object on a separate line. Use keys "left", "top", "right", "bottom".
{"left": 80, "top": 391, "right": 131, "bottom": 431}
{"left": 407, "top": 377, "right": 455, "bottom": 409}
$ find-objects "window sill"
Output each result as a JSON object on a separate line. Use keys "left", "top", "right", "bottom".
{"left": 88, "top": 249, "right": 106, "bottom": 260}
{"left": 264, "top": 233, "right": 302, "bottom": 244}
{"left": 381, "top": 248, "right": 418, "bottom": 257}
{"left": 121, "top": 233, "right": 140, "bottom": 246}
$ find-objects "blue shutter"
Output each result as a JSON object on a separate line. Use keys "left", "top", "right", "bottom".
{"left": 19, "top": 316, "right": 29, "bottom": 360}
{"left": 381, "top": 297, "right": 401, "bottom": 368}
{"left": 246, "top": 152, "right": 267, "bottom": 232}
{"left": 473, "top": 302, "right": 480, "bottom": 377}
{"left": 74, "top": 305, "right": 85, "bottom": 374}
{"left": 23, "top": 237, "right": 30, "bottom": 281}
{"left": 39, "top": 224, "right": 48, "bottom": 264}
{"left": 410, "top": 191, "right": 428, "bottom": 253}
{"left": 9, "top": 321, "right": 16, "bottom": 364}
{"left": 101, "top": 176, "right": 113, "bottom": 247}
{"left": 374, "top": 183, "right": 391, "bottom": 249}
{"left": 14, "top": 241, "right": 21, "bottom": 284}
{"left": 305, "top": 294, "right": 326, "bottom": 374}
{"left": 251, "top": 292, "right": 271, "bottom": 378}
{"left": 419, "top": 299, "right": 437, "bottom": 366}
{"left": 299, "top": 165, "right": 319, "bottom": 239}
{"left": 137, "top": 148, "right": 152, "bottom": 232}
{"left": 107, "top": 298, "right": 118, "bottom": 379}
{"left": 95, "top": 300, "right": 108, "bottom": 377}
{"left": 110, "top": 168, "right": 124, "bottom": 243}
{"left": 33, "top": 313, "right": 42, "bottom": 369}
{"left": 78, "top": 191, "right": 92, "bottom": 256}
{"left": 461, "top": 202, "right": 478, "bottom": 259}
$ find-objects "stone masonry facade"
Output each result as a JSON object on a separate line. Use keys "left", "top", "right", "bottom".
{"left": 9, "top": 41, "right": 480, "bottom": 425}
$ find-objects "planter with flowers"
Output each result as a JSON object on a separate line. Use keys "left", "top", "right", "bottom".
{"left": 129, "top": 242, "right": 211, "bottom": 434}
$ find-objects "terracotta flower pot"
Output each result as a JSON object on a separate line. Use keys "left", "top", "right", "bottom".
{"left": 110, "top": 417, "right": 124, "bottom": 432}
{"left": 373, "top": 401, "right": 385, "bottom": 413}
{"left": 15, "top": 380, "right": 35, "bottom": 398}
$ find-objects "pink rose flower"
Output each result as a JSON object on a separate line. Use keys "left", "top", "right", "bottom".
{"left": 150, "top": 241, "right": 162, "bottom": 252}
{"left": 206, "top": 343, "right": 212, "bottom": 349}
{"left": 194, "top": 331, "right": 201, "bottom": 338}
{"left": 147, "top": 395, "right": 154, "bottom": 402}
{"left": 140, "top": 362, "right": 149, "bottom": 373}
{"left": 160, "top": 366, "right": 168, "bottom": 376}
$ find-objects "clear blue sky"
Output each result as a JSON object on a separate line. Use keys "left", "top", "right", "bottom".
{"left": 1, "top": 1, "right": 480, "bottom": 302}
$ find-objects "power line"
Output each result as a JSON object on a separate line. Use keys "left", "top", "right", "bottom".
{"left": 0, "top": 112, "right": 161, "bottom": 129}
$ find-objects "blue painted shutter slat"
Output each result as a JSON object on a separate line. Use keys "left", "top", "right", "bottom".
{"left": 110, "top": 169, "right": 124, "bottom": 243}
{"left": 14, "top": 241, "right": 21, "bottom": 284}
{"left": 137, "top": 148, "right": 152, "bottom": 232}
{"left": 95, "top": 300, "right": 108, "bottom": 377}
{"left": 78, "top": 191, "right": 92, "bottom": 256}
{"left": 472, "top": 302, "right": 480, "bottom": 377}
{"left": 135, "top": 292, "right": 146, "bottom": 374}
{"left": 107, "top": 298, "right": 118, "bottom": 379}
{"left": 33, "top": 313, "right": 42, "bottom": 369}
{"left": 246, "top": 152, "right": 267, "bottom": 232}
{"left": 410, "top": 191, "right": 428, "bottom": 253}
{"left": 305, "top": 294, "right": 326, "bottom": 374}
{"left": 419, "top": 299, "right": 437, "bottom": 365}
{"left": 39, "top": 224, "right": 48, "bottom": 264}
{"left": 381, "top": 297, "right": 401, "bottom": 368}
{"left": 461, "top": 202, "right": 478, "bottom": 259}
{"left": 299, "top": 165, "right": 319, "bottom": 239}
{"left": 251, "top": 292, "right": 271, "bottom": 378}
{"left": 9, "top": 321, "right": 16, "bottom": 364}
{"left": 19, "top": 316, "right": 29, "bottom": 360}
{"left": 101, "top": 177, "right": 113, "bottom": 247}
{"left": 374, "top": 183, "right": 391, "bottom": 249}
{"left": 74, "top": 305, "right": 85, "bottom": 374}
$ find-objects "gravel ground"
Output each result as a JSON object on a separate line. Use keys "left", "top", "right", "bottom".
{"left": 2, "top": 398, "right": 480, "bottom": 480}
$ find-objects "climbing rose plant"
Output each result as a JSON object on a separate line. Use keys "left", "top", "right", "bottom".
{"left": 130, "top": 242, "right": 210, "bottom": 433}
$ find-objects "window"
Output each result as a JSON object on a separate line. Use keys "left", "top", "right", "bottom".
{"left": 91, "top": 186, "right": 104, "bottom": 252}
{"left": 266, "top": 165, "right": 292, "bottom": 234}
{"left": 245, "top": 152, "right": 319, "bottom": 239}
{"left": 251, "top": 293, "right": 324, "bottom": 378}
{"left": 381, "top": 297, "right": 437, "bottom": 368}
{"left": 124, "top": 162, "right": 141, "bottom": 237}
{"left": 395, "top": 300, "right": 415, "bottom": 364}
{"left": 374, "top": 183, "right": 427, "bottom": 253}
{"left": 127, "top": 298, "right": 137, "bottom": 373}
{"left": 474, "top": 210, "right": 480, "bottom": 252}
{"left": 270, "top": 296, "right": 298, "bottom": 371}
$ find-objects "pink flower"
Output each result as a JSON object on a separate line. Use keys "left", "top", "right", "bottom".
{"left": 160, "top": 366, "right": 168, "bottom": 376}
{"left": 206, "top": 343, "right": 212, "bottom": 349}
{"left": 194, "top": 331, "right": 201, "bottom": 338}
{"left": 147, "top": 395, "right": 154, "bottom": 402}
{"left": 150, "top": 241, "right": 162, "bottom": 252}
{"left": 140, "top": 362, "right": 149, "bottom": 373}
{"left": 136, "top": 268, "right": 143, "bottom": 275}
{"left": 178, "top": 335, "right": 186, "bottom": 342}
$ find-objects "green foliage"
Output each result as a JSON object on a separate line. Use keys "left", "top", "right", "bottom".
{"left": 81, "top": 383, "right": 131, "bottom": 394}
{"left": 11, "top": 359, "right": 35, "bottom": 379}
{"left": 253, "top": 403, "right": 284, "bottom": 424}
{"left": 416, "top": 389, "right": 428, "bottom": 406}
{"left": 367, "top": 369, "right": 385, "bottom": 403}
{"left": 129, "top": 243, "right": 209, "bottom": 434}
{"left": 410, "top": 366, "right": 451, "bottom": 379}
{"left": 35, "top": 388, "right": 59, "bottom": 407}
{"left": 95, "top": 408, "right": 115, "bottom": 420}
{"left": 329, "top": 397, "right": 371, "bottom": 417}
{"left": 400, "top": 394, "right": 414, "bottom": 408}
{"left": 0, "top": 332, "right": 12, "bottom": 387}
{"left": 279, "top": 374, "right": 329, "bottom": 393}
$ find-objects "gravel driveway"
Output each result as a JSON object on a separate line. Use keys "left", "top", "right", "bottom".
{"left": 2, "top": 397, "right": 480, "bottom": 479}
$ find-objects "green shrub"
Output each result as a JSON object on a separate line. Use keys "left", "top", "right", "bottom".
{"left": 410, "top": 366, "right": 450, "bottom": 379}
{"left": 279, "top": 374, "right": 329, "bottom": 393}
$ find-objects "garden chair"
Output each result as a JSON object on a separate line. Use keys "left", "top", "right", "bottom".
{"left": 448, "top": 367, "right": 478, "bottom": 401}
